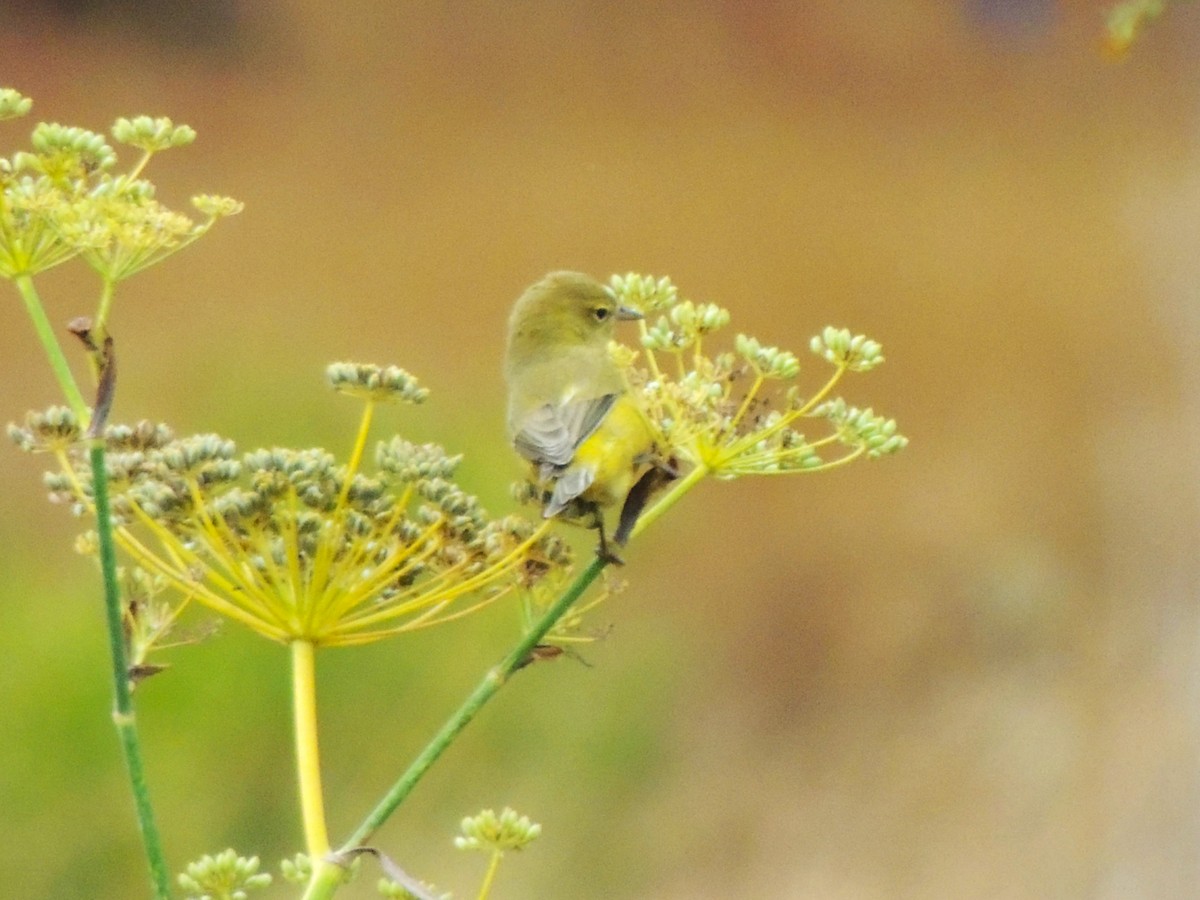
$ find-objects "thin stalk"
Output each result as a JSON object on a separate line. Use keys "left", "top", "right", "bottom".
{"left": 94, "top": 275, "right": 116, "bottom": 336}
{"left": 476, "top": 851, "right": 503, "bottom": 900}
{"left": 342, "top": 400, "right": 375, "bottom": 491}
{"left": 792, "top": 363, "right": 846, "bottom": 418}
{"left": 627, "top": 462, "right": 709, "bottom": 542}
{"left": 125, "top": 148, "right": 155, "bottom": 182}
{"left": 15, "top": 274, "right": 89, "bottom": 421}
{"left": 727, "top": 373, "right": 764, "bottom": 435}
{"left": 292, "top": 640, "right": 331, "bottom": 860}
{"left": 307, "top": 400, "right": 376, "bottom": 619}
{"left": 91, "top": 443, "right": 172, "bottom": 899}
{"left": 19, "top": 274, "right": 168, "bottom": 893}
{"left": 637, "top": 321, "right": 663, "bottom": 381}
{"left": 301, "top": 554, "right": 610, "bottom": 900}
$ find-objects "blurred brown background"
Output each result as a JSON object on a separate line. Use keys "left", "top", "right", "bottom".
{"left": 3, "top": 1, "right": 1200, "bottom": 897}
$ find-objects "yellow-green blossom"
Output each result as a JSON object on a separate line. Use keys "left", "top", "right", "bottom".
{"left": 455, "top": 807, "right": 542, "bottom": 854}
{"left": 10, "top": 365, "right": 571, "bottom": 650}
{"left": 607, "top": 272, "right": 906, "bottom": 482}
{"left": 177, "top": 849, "right": 272, "bottom": 900}
{"left": 0, "top": 88, "right": 32, "bottom": 121}
{"left": 0, "top": 100, "right": 239, "bottom": 281}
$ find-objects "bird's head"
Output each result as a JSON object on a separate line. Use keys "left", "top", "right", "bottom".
{"left": 506, "top": 271, "right": 642, "bottom": 360}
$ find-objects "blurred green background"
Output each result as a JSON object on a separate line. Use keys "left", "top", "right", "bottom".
{"left": 4, "top": 2, "right": 1200, "bottom": 897}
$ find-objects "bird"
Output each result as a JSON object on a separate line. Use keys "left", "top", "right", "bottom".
{"left": 504, "top": 271, "right": 660, "bottom": 561}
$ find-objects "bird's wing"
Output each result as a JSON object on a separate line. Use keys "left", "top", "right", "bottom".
{"left": 512, "top": 393, "right": 618, "bottom": 467}
{"left": 544, "top": 465, "right": 595, "bottom": 517}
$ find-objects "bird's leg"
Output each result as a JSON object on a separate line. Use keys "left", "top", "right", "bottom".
{"left": 590, "top": 505, "right": 625, "bottom": 566}
{"left": 614, "top": 459, "right": 680, "bottom": 546}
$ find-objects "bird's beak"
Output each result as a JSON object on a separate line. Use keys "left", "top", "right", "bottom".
{"left": 616, "top": 305, "right": 643, "bottom": 321}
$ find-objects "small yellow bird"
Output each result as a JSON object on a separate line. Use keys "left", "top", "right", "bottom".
{"left": 504, "top": 271, "right": 657, "bottom": 559}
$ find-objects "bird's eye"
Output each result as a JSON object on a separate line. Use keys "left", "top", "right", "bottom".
{"left": 592, "top": 306, "right": 610, "bottom": 322}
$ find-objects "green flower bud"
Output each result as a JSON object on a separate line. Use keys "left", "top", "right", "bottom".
{"left": 177, "top": 849, "right": 271, "bottom": 900}
{"left": 327, "top": 362, "right": 430, "bottom": 404}
{"left": 7, "top": 405, "right": 83, "bottom": 452}
{"left": 608, "top": 271, "right": 678, "bottom": 313}
{"left": 810, "top": 326, "right": 885, "bottom": 372}
{"left": 112, "top": 115, "right": 196, "bottom": 152}
{"left": 455, "top": 806, "right": 543, "bottom": 853}
{"left": 0, "top": 88, "right": 32, "bottom": 120}
{"left": 192, "top": 193, "right": 244, "bottom": 218}
{"left": 30, "top": 122, "right": 116, "bottom": 172}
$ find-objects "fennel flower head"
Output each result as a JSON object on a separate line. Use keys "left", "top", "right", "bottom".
{"left": 10, "top": 364, "right": 571, "bottom": 655}
{"left": 606, "top": 273, "right": 906, "bottom": 485}
{"left": 0, "top": 87, "right": 241, "bottom": 283}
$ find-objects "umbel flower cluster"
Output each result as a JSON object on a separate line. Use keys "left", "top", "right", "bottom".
{"left": 10, "top": 364, "right": 572, "bottom": 657}
{"left": 0, "top": 87, "right": 241, "bottom": 286}
{"left": 512, "top": 273, "right": 907, "bottom": 543}
{"left": 609, "top": 273, "right": 905, "bottom": 489}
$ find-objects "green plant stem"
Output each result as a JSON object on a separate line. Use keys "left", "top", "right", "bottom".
{"left": 301, "top": 554, "right": 610, "bottom": 900}
{"left": 91, "top": 443, "right": 172, "bottom": 899}
{"left": 627, "top": 462, "right": 709, "bottom": 541}
{"left": 95, "top": 275, "right": 116, "bottom": 338}
{"left": 15, "top": 274, "right": 89, "bottom": 420}
{"left": 18, "top": 272, "right": 168, "bottom": 894}
{"left": 303, "top": 460, "right": 714, "bottom": 900}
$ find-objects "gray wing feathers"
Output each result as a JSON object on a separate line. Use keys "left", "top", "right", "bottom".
{"left": 544, "top": 466, "right": 595, "bottom": 517}
{"left": 512, "top": 394, "right": 617, "bottom": 466}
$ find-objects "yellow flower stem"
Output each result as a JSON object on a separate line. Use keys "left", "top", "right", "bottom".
{"left": 793, "top": 363, "right": 847, "bottom": 417}
{"left": 181, "top": 478, "right": 284, "bottom": 602}
{"left": 327, "top": 520, "right": 550, "bottom": 637}
{"left": 117, "top": 501, "right": 290, "bottom": 637}
{"left": 806, "top": 432, "right": 844, "bottom": 450}
{"left": 637, "top": 320, "right": 663, "bottom": 381}
{"left": 722, "top": 430, "right": 843, "bottom": 473}
{"left": 126, "top": 148, "right": 155, "bottom": 182}
{"left": 315, "top": 530, "right": 442, "bottom": 629}
{"left": 476, "top": 850, "right": 503, "bottom": 900}
{"left": 118, "top": 532, "right": 290, "bottom": 639}
{"left": 332, "top": 563, "right": 475, "bottom": 633}
{"left": 310, "top": 485, "right": 418, "bottom": 621}
{"left": 14, "top": 273, "right": 90, "bottom": 422}
{"left": 340, "top": 586, "right": 513, "bottom": 644}
{"left": 212, "top": 521, "right": 295, "bottom": 623}
{"left": 727, "top": 373, "right": 764, "bottom": 435}
{"left": 241, "top": 525, "right": 310, "bottom": 621}
{"left": 339, "top": 400, "right": 375, "bottom": 507}
{"left": 141, "top": 587, "right": 194, "bottom": 649}
{"left": 292, "top": 639, "right": 331, "bottom": 861}
{"left": 302, "top": 554, "right": 612, "bottom": 900}
{"left": 308, "top": 400, "right": 377, "bottom": 608}
{"left": 720, "top": 364, "right": 849, "bottom": 464}
{"left": 627, "top": 462, "right": 710, "bottom": 543}
{"left": 724, "top": 446, "right": 865, "bottom": 479}
{"left": 341, "top": 487, "right": 413, "bottom": 570}
{"left": 330, "top": 557, "right": 467, "bottom": 633}
{"left": 803, "top": 446, "right": 866, "bottom": 472}
{"left": 52, "top": 447, "right": 90, "bottom": 495}
{"left": 281, "top": 488, "right": 310, "bottom": 628}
